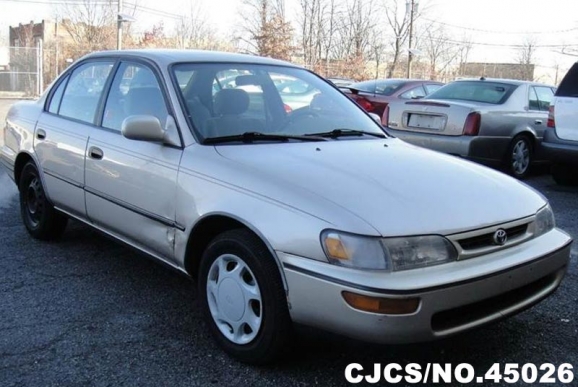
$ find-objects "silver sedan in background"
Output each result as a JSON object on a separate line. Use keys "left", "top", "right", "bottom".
{"left": 384, "top": 78, "right": 556, "bottom": 178}
{"left": 0, "top": 51, "right": 571, "bottom": 364}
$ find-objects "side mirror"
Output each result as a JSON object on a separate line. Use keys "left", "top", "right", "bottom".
{"left": 121, "top": 115, "right": 165, "bottom": 142}
{"left": 368, "top": 112, "right": 381, "bottom": 124}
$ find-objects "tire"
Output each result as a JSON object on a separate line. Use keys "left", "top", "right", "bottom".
{"left": 551, "top": 163, "right": 578, "bottom": 186}
{"left": 198, "top": 229, "right": 292, "bottom": 364}
{"left": 18, "top": 161, "right": 68, "bottom": 240}
{"left": 505, "top": 135, "right": 533, "bottom": 179}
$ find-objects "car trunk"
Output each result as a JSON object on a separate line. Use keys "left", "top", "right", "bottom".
{"left": 344, "top": 89, "right": 388, "bottom": 118}
{"left": 396, "top": 100, "right": 477, "bottom": 136}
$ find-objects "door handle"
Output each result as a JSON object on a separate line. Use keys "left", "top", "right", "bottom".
{"left": 535, "top": 119, "right": 543, "bottom": 125}
{"left": 36, "top": 129, "right": 46, "bottom": 140}
{"left": 89, "top": 146, "right": 104, "bottom": 160}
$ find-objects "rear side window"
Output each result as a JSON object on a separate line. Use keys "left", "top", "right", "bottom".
{"left": 400, "top": 86, "right": 426, "bottom": 99}
{"left": 556, "top": 63, "right": 578, "bottom": 97}
{"left": 425, "top": 84, "right": 442, "bottom": 94}
{"left": 426, "top": 81, "right": 515, "bottom": 104}
{"left": 59, "top": 61, "right": 114, "bottom": 124}
{"left": 533, "top": 86, "right": 554, "bottom": 111}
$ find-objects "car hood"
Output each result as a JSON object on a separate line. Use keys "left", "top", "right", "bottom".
{"left": 214, "top": 138, "right": 545, "bottom": 236}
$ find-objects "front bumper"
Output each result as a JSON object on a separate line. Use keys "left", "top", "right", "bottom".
{"left": 386, "top": 128, "right": 510, "bottom": 166}
{"left": 279, "top": 229, "right": 571, "bottom": 344}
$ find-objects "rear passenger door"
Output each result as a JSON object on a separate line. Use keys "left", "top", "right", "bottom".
{"left": 528, "top": 86, "right": 554, "bottom": 138}
{"left": 35, "top": 60, "right": 115, "bottom": 218}
{"left": 84, "top": 61, "right": 183, "bottom": 262}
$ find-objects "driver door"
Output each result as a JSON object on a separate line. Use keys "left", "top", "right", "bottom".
{"left": 84, "top": 61, "right": 183, "bottom": 262}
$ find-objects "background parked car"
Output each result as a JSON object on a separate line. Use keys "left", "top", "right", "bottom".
{"left": 384, "top": 78, "right": 556, "bottom": 179}
{"left": 342, "top": 79, "right": 444, "bottom": 124}
{"left": 542, "top": 62, "right": 578, "bottom": 186}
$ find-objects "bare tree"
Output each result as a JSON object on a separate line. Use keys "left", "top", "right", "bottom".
{"left": 319, "top": 0, "right": 339, "bottom": 74}
{"left": 383, "top": 0, "right": 410, "bottom": 78}
{"left": 298, "top": 0, "right": 323, "bottom": 67}
{"left": 174, "top": 2, "right": 223, "bottom": 50}
{"left": 334, "top": 0, "right": 376, "bottom": 59}
{"left": 368, "top": 26, "right": 387, "bottom": 78}
{"left": 516, "top": 36, "right": 537, "bottom": 81}
{"left": 420, "top": 23, "right": 460, "bottom": 81}
{"left": 55, "top": 0, "right": 117, "bottom": 52}
{"left": 297, "top": 0, "right": 342, "bottom": 74}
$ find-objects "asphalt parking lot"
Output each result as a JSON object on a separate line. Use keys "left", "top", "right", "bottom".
{"left": 0, "top": 99, "right": 577, "bottom": 386}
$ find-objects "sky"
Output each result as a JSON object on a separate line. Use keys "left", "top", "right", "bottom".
{"left": 1, "top": 0, "right": 577, "bottom": 80}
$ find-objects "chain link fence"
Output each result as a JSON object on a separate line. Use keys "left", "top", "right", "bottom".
{"left": 0, "top": 46, "right": 43, "bottom": 98}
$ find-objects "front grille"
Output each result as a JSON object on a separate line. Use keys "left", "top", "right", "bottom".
{"left": 458, "top": 224, "right": 528, "bottom": 251}
{"left": 431, "top": 270, "right": 561, "bottom": 333}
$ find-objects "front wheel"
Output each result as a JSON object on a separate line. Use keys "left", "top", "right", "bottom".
{"left": 198, "top": 229, "right": 291, "bottom": 364}
{"left": 19, "top": 162, "right": 67, "bottom": 240}
{"left": 506, "top": 135, "right": 533, "bottom": 179}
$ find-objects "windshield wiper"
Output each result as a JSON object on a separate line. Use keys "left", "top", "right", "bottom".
{"left": 304, "top": 129, "right": 387, "bottom": 139}
{"left": 203, "top": 131, "right": 327, "bottom": 144}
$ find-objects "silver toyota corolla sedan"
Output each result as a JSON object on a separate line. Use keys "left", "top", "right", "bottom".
{"left": 0, "top": 50, "right": 572, "bottom": 364}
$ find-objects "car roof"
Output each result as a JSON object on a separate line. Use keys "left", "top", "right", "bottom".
{"left": 453, "top": 77, "right": 554, "bottom": 87}
{"left": 82, "top": 49, "right": 301, "bottom": 68}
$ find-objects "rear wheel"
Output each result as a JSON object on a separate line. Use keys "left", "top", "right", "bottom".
{"left": 506, "top": 135, "right": 533, "bottom": 179}
{"left": 18, "top": 162, "right": 67, "bottom": 240}
{"left": 551, "top": 163, "right": 578, "bottom": 186}
{"left": 198, "top": 229, "right": 291, "bottom": 364}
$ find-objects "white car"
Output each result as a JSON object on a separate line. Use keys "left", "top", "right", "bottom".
{"left": 0, "top": 50, "right": 572, "bottom": 364}
{"left": 542, "top": 62, "right": 578, "bottom": 185}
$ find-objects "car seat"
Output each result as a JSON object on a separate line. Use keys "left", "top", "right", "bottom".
{"left": 203, "top": 89, "right": 264, "bottom": 137}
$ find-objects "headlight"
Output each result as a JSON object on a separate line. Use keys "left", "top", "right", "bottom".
{"left": 534, "top": 204, "right": 555, "bottom": 237}
{"left": 321, "top": 231, "right": 389, "bottom": 270}
{"left": 321, "top": 231, "right": 457, "bottom": 271}
{"left": 381, "top": 235, "right": 458, "bottom": 271}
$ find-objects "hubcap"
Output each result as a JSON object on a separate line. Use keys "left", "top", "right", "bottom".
{"left": 511, "top": 140, "right": 530, "bottom": 175}
{"left": 25, "top": 177, "right": 44, "bottom": 226}
{"left": 206, "top": 254, "right": 262, "bottom": 345}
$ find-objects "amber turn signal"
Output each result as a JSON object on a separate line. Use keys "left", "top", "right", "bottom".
{"left": 342, "top": 291, "right": 420, "bottom": 315}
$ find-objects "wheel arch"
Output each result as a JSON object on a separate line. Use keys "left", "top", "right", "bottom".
{"left": 511, "top": 128, "right": 538, "bottom": 150}
{"left": 13, "top": 151, "right": 55, "bottom": 204}
{"left": 183, "top": 212, "right": 288, "bottom": 292}
{"left": 14, "top": 152, "right": 34, "bottom": 186}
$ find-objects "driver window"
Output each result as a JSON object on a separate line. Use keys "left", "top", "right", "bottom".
{"left": 102, "top": 63, "right": 168, "bottom": 131}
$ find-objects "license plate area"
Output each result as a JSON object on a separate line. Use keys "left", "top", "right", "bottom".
{"left": 406, "top": 113, "right": 446, "bottom": 130}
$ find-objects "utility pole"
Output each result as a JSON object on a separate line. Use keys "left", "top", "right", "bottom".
{"left": 116, "top": 0, "right": 123, "bottom": 50}
{"left": 406, "top": 0, "right": 417, "bottom": 78}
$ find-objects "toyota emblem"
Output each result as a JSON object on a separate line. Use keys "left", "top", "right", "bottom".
{"left": 493, "top": 229, "right": 508, "bottom": 245}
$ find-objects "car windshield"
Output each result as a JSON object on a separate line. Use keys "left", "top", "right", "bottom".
{"left": 171, "top": 63, "right": 386, "bottom": 143}
{"left": 426, "top": 81, "right": 516, "bottom": 104}
{"left": 349, "top": 79, "right": 406, "bottom": 95}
